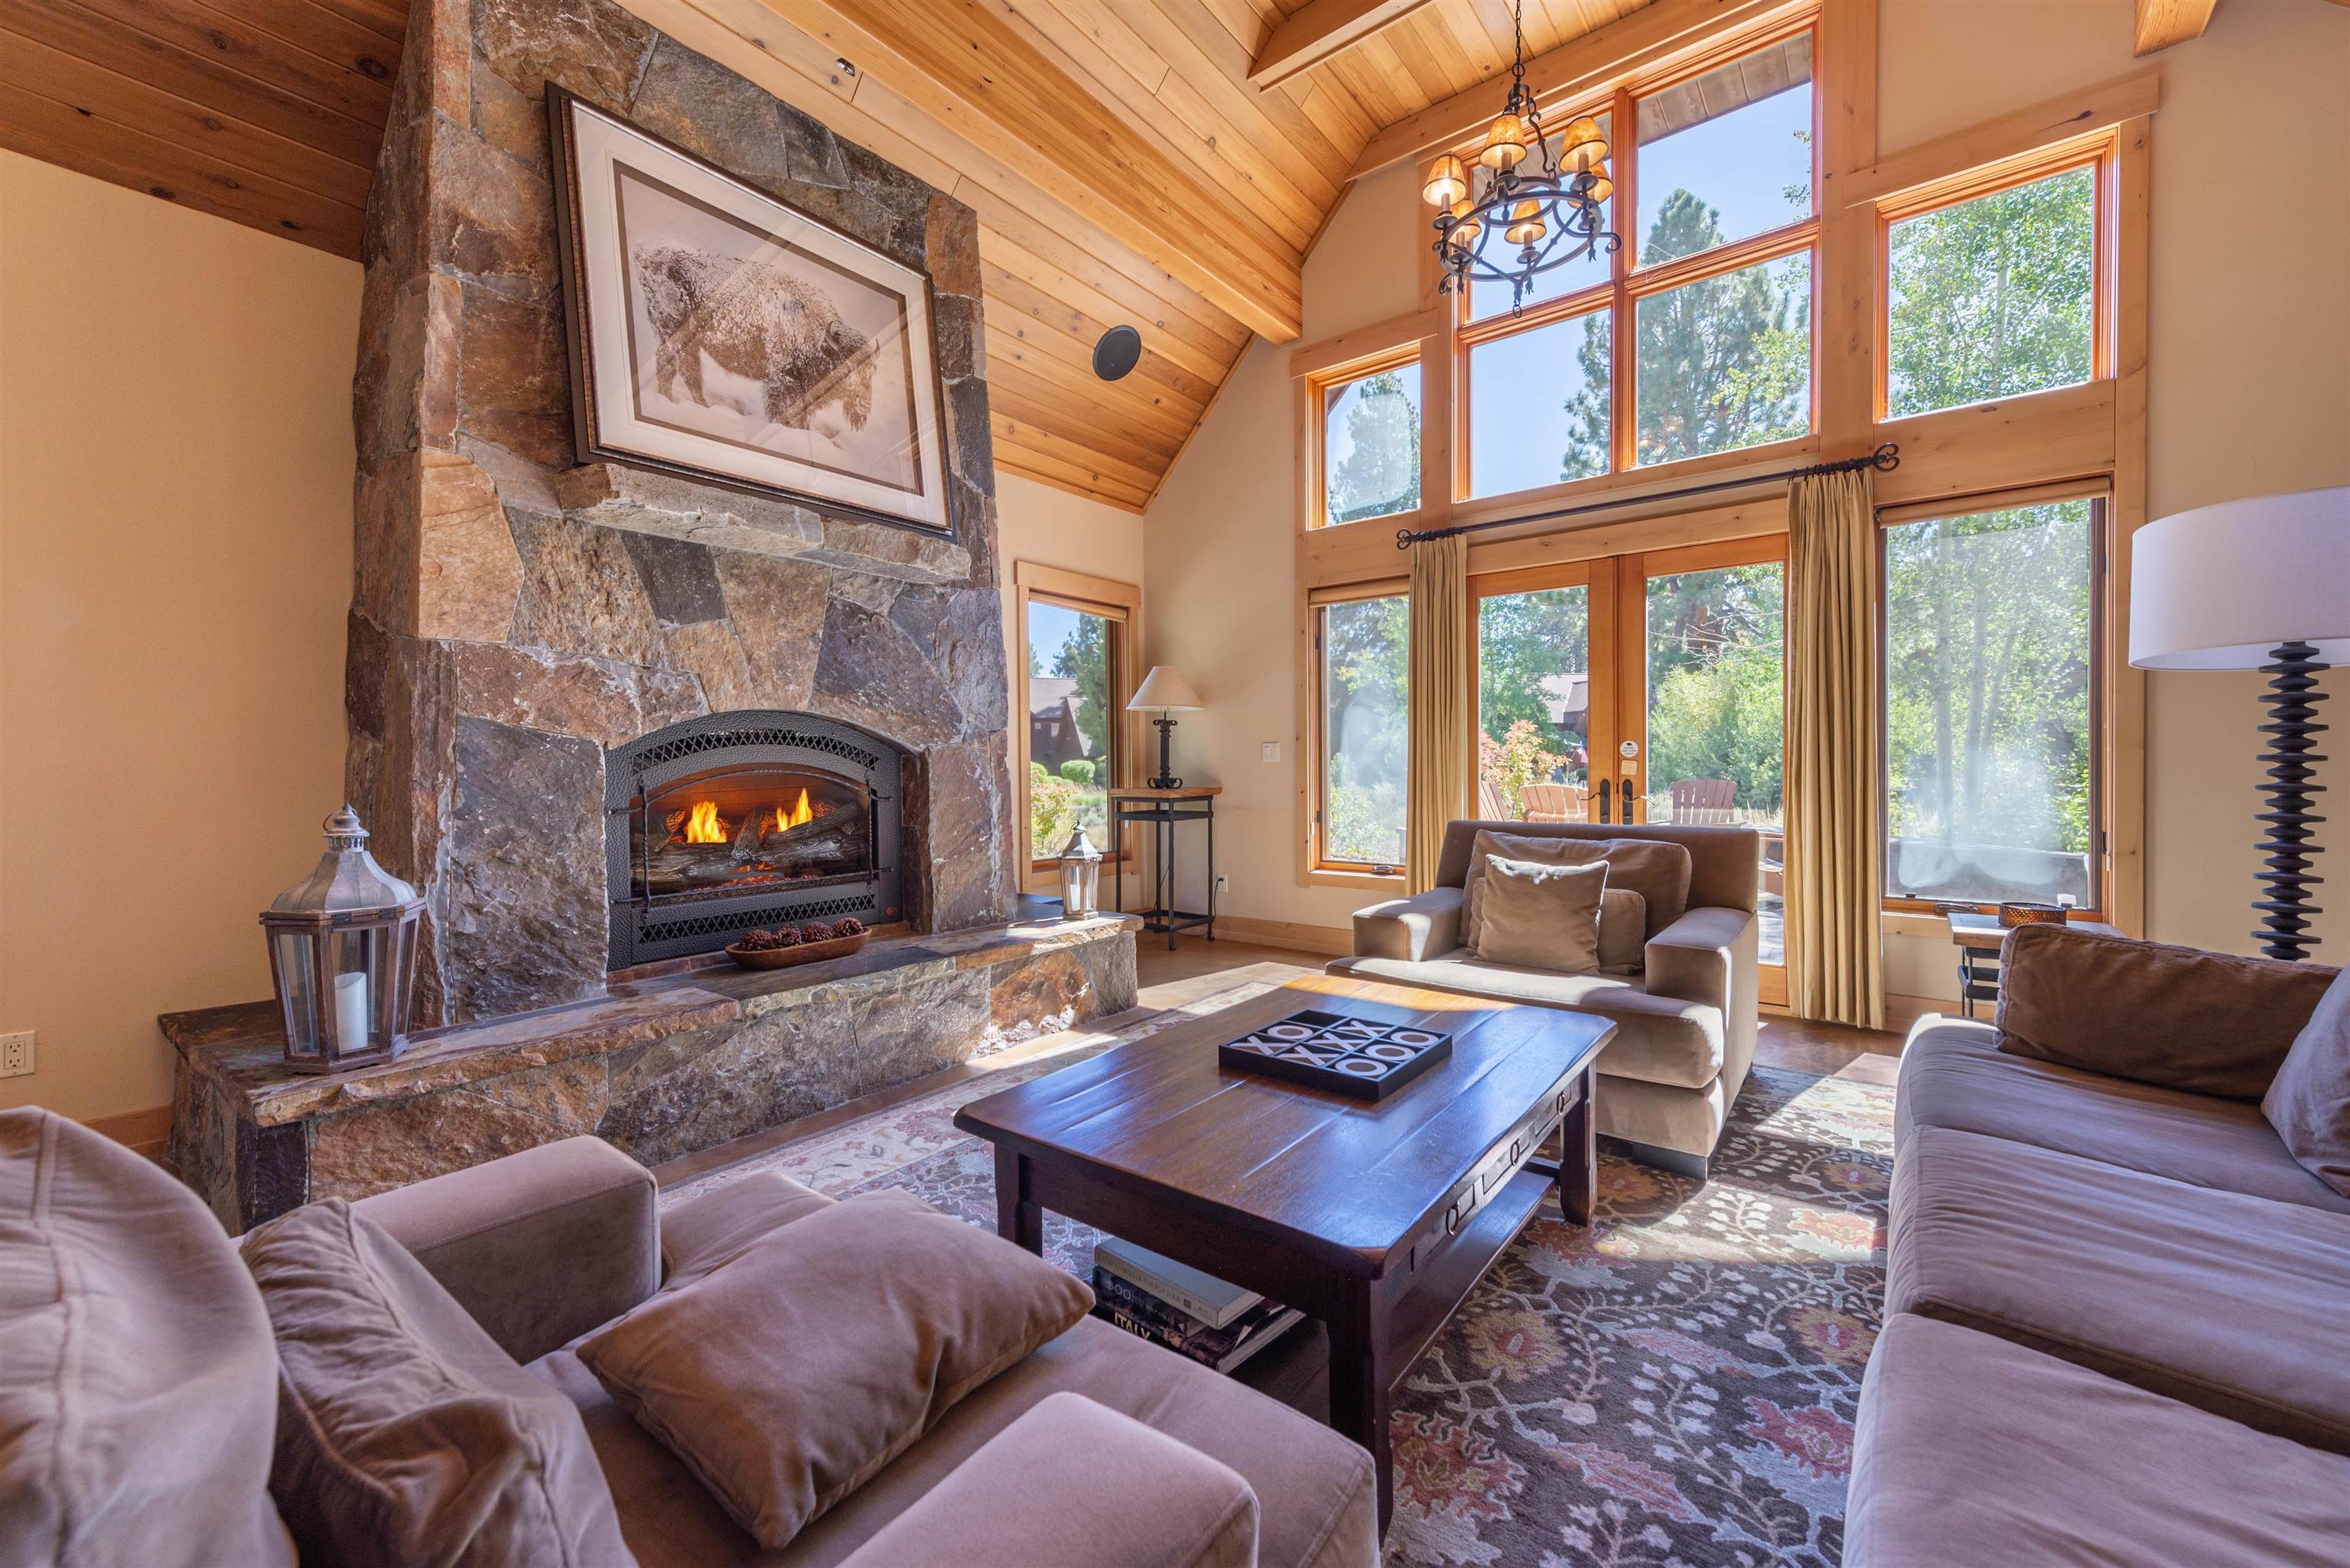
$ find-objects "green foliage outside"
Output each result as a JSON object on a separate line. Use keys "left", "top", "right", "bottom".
{"left": 1059, "top": 758, "right": 1095, "bottom": 786}
{"left": 1326, "top": 368, "right": 1423, "bottom": 525}
{"left": 1479, "top": 721, "right": 1570, "bottom": 820}
{"left": 1885, "top": 502, "right": 2092, "bottom": 867}
{"left": 1476, "top": 587, "right": 1588, "bottom": 812}
{"left": 1888, "top": 167, "right": 2094, "bottom": 418}
{"left": 1560, "top": 192, "right": 1811, "bottom": 477}
{"left": 1645, "top": 565, "right": 1785, "bottom": 821}
{"left": 1322, "top": 596, "right": 1408, "bottom": 864}
{"left": 1050, "top": 613, "right": 1115, "bottom": 764}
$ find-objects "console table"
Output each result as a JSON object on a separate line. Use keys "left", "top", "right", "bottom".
{"left": 1108, "top": 786, "right": 1217, "bottom": 951}
{"left": 1945, "top": 912, "right": 2123, "bottom": 1017}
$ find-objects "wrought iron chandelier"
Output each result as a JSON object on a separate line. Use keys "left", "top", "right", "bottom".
{"left": 1424, "top": 1, "right": 1619, "bottom": 311}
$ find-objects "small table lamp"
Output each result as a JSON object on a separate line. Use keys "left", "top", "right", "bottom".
{"left": 1128, "top": 665, "right": 1203, "bottom": 789}
{"left": 2129, "top": 486, "right": 2348, "bottom": 960}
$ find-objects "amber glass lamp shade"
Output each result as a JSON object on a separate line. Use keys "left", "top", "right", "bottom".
{"left": 1479, "top": 112, "right": 1530, "bottom": 169}
{"left": 1504, "top": 200, "right": 1548, "bottom": 245}
{"left": 1579, "top": 171, "right": 1614, "bottom": 206}
{"left": 1560, "top": 116, "right": 1608, "bottom": 174}
{"left": 1447, "top": 197, "right": 1483, "bottom": 242}
{"left": 1421, "top": 154, "right": 1469, "bottom": 207}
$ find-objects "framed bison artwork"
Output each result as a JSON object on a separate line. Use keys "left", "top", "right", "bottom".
{"left": 546, "top": 88, "right": 952, "bottom": 534}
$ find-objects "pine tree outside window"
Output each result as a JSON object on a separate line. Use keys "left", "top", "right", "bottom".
{"left": 1323, "top": 363, "right": 1423, "bottom": 525}
{"left": 1454, "top": 25, "right": 1821, "bottom": 501}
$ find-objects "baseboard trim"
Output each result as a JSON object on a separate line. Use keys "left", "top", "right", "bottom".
{"left": 1209, "top": 915, "right": 1353, "bottom": 957}
{"left": 84, "top": 1104, "right": 173, "bottom": 1163}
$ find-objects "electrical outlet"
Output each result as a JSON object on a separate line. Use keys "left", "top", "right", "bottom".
{"left": 1261, "top": 741, "right": 1280, "bottom": 763}
{"left": 0, "top": 1032, "right": 33, "bottom": 1080}
{"left": 1214, "top": 873, "right": 1231, "bottom": 898}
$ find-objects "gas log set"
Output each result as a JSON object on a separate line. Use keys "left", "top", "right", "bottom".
{"left": 636, "top": 781, "right": 871, "bottom": 899}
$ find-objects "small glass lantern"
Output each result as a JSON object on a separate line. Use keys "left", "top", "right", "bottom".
{"left": 1057, "top": 827, "right": 1103, "bottom": 919}
{"left": 260, "top": 807, "right": 425, "bottom": 1074}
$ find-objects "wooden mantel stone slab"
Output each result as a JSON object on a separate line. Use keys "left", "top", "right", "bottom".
{"left": 164, "top": 916, "right": 1138, "bottom": 1231}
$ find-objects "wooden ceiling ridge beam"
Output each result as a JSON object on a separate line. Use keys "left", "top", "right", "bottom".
{"left": 2131, "top": 0, "right": 2219, "bottom": 57}
{"left": 1250, "top": 0, "right": 1437, "bottom": 88}
{"left": 771, "top": 0, "right": 1306, "bottom": 341}
{"left": 1349, "top": 0, "right": 1800, "bottom": 177}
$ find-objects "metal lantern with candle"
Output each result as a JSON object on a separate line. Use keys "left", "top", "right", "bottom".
{"left": 260, "top": 807, "right": 425, "bottom": 1073}
{"left": 1057, "top": 827, "right": 1104, "bottom": 919}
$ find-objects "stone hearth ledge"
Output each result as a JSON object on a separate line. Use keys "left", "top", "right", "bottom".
{"left": 164, "top": 916, "right": 1138, "bottom": 1231}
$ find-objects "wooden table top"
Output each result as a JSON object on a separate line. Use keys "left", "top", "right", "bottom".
{"left": 952, "top": 974, "right": 1612, "bottom": 1276}
{"left": 1107, "top": 786, "right": 1222, "bottom": 800}
{"left": 1945, "top": 912, "right": 2124, "bottom": 951}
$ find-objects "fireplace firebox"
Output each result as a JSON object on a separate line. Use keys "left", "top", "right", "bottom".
{"left": 605, "top": 712, "right": 906, "bottom": 968}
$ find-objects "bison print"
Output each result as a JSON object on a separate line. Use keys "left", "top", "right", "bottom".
{"left": 633, "top": 244, "right": 886, "bottom": 437}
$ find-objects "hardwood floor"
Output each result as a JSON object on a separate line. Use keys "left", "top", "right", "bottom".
{"left": 654, "top": 933, "right": 1905, "bottom": 1186}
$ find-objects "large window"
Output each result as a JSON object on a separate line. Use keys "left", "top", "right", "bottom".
{"left": 1476, "top": 584, "right": 1592, "bottom": 821}
{"left": 1885, "top": 162, "right": 2099, "bottom": 418}
{"left": 1317, "top": 594, "right": 1408, "bottom": 870}
{"left": 1457, "top": 29, "right": 1818, "bottom": 500}
{"left": 1882, "top": 499, "right": 2100, "bottom": 909}
{"left": 1322, "top": 360, "right": 1423, "bottom": 525}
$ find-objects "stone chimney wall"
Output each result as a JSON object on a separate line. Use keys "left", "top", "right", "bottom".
{"left": 347, "top": 0, "right": 1014, "bottom": 1026}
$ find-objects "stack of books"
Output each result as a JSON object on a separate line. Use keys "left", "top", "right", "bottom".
{"left": 1091, "top": 1235, "right": 1304, "bottom": 1375}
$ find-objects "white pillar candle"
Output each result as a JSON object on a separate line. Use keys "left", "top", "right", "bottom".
{"left": 334, "top": 971, "right": 370, "bottom": 1051}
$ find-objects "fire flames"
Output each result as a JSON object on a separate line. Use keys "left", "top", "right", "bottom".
{"left": 683, "top": 799, "right": 726, "bottom": 844}
{"left": 772, "top": 789, "right": 812, "bottom": 833}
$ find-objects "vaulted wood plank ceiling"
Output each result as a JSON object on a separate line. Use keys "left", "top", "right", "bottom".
{"left": 0, "top": 0, "right": 1653, "bottom": 511}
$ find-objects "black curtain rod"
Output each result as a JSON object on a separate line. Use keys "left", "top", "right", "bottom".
{"left": 1395, "top": 442, "right": 1902, "bottom": 549}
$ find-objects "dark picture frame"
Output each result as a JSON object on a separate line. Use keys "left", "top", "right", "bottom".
{"left": 545, "top": 85, "right": 955, "bottom": 538}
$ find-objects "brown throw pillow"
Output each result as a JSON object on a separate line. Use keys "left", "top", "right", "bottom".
{"left": 1996, "top": 925, "right": 2341, "bottom": 1100}
{"left": 1599, "top": 887, "right": 1648, "bottom": 974}
{"left": 1473, "top": 854, "right": 1608, "bottom": 973}
{"left": 241, "top": 1200, "right": 636, "bottom": 1568}
{"left": 577, "top": 1189, "right": 1093, "bottom": 1550}
{"left": 1462, "top": 830, "right": 1694, "bottom": 950}
{"left": 2264, "top": 966, "right": 2350, "bottom": 1196}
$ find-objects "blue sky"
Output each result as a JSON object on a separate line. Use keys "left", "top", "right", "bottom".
{"left": 1466, "top": 83, "right": 1812, "bottom": 499}
{"left": 1028, "top": 600, "right": 1086, "bottom": 675}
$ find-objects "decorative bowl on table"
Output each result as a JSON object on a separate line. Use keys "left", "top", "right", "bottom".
{"left": 1996, "top": 901, "right": 2067, "bottom": 929}
{"left": 725, "top": 919, "right": 868, "bottom": 969}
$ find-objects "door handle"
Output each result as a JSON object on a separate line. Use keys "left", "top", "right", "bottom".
{"left": 1594, "top": 779, "right": 1613, "bottom": 824}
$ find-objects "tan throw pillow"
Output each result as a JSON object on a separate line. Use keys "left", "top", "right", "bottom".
{"left": 1473, "top": 854, "right": 1608, "bottom": 973}
{"left": 1462, "top": 830, "right": 1694, "bottom": 951}
{"left": 241, "top": 1199, "right": 636, "bottom": 1568}
{"left": 2264, "top": 966, "right": 2350, "bottom": 1196}
{"left": 578, "top": 1189, "right": 1093, "bottom": 1550}
{"left": 1599, "top": 887, "right": 1648, "bottom": 974}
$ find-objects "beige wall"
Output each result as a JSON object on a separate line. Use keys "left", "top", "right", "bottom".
{"left": 0, "top": 151, "right": 361, "bottom": 1122}
{"left": 1145, "top": 0, "right": 2350, "bottom": 981}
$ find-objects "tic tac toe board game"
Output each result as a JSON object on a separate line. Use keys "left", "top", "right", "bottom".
{"left": 1217, "top": 1010, "right": 1453, "bottom": 1101}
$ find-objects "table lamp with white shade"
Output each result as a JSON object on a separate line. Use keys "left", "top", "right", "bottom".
{"left": 1128, "top": 665, "right": 1203, "bottom": 789}
{"left": 2129, "top": 486, "right": 2349, "bottom": 960}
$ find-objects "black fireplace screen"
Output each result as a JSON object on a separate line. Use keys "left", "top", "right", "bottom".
{"left": 605, "top": 712, "right": 906, "bottom": 968}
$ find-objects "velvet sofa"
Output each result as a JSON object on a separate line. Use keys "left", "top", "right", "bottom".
{"left": 1328, "top": 819, "right": 1761, "bottom": 1174}
{"left": 0, "top": 1114, "right": 1377, "bottom": 1568}
{"left": 1846, "top": 927, "right": 2350, "bottom": 1565}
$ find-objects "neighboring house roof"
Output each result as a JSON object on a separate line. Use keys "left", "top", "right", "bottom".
{"left": 1030, "top": 677, "right": 1079, "bottom": 717}
{"left": 1538, "top": 672, "right": 1590, "bottom": 729}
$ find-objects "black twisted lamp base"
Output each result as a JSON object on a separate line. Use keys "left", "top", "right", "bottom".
{"left": 1147, "top": 716, "right": 1182, "bottom": 791}
{"left": 2254, "top": 641, "right": 2329, "bottom": 961}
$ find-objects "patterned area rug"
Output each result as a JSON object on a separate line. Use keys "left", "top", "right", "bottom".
{"left": 662, "top": 979, "right": 1893, "bottom": 1568}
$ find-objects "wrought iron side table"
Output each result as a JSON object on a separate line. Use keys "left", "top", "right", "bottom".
{"left": 1108, "top": 787, "right": 1219, "bottom": 952}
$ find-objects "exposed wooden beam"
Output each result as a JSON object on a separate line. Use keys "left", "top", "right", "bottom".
{"left": 1248, "top": 0, "right": 1440, "bottom": 89}
{"left": 767, "top": 0, "right": 1304, "bottom": 341}
{"left": 1351, "top": 0, "right": 1795, "bottom": 177}
{"left": 2133, "top": 0, "right": 2220, "bottom": 56}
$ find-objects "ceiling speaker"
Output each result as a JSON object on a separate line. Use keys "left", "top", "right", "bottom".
{"left": 1092, "top": 324, "right": 1143, "bottom": 382}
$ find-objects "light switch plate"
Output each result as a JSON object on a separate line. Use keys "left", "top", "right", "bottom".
{"left": 0, "top": 1032, "right": 32, "bottom": 1079}
{"left": 1261, "top": 741, "right": 1281, "bottom": 763}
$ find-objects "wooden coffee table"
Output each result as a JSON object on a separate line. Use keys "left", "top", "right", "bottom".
{"left": 953, "top": 974, "right": 1613, "bottom": 1529}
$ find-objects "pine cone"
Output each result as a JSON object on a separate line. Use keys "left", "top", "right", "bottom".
{"left": 831, "top": 917, "right": 866, "bottom": 939}
{"left": 770, "top": 924, "right": 803, "bottom": 947}
{"left": 799, "top": 922, "right": 835, "bottom": 945}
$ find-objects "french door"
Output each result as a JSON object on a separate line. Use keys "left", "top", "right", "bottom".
{"left": 1471, "top": 535, "right": 1789, "bottom": 999}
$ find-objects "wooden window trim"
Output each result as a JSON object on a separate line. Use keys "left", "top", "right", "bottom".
{"left": 1874, "top": 486, "right": 2113, "bottom": 919}
{"left": 1013, "top": 562, "right": 1141, "bottom": 886}
{"left": 1873, "top": 142, "right": 2117, "bottom": 425}
{"left": 1304, "top": 584, "right": 1412, "bottom": 879}
{"left": 1450, "top": 15, "right": 1825, "bottom": 505}
{"left": 1298, "top": 341, "right": 1434, "bottom": 535}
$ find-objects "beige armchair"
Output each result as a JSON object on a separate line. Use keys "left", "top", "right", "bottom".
{"left": 1327, "top": 820, "right": 1762, "bottom": 1176}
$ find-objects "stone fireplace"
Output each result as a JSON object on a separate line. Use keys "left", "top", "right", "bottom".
{"left": 342, "top": 0, "right": 1021, "bottom": 1025}
{"left": 158, "top": 0, "right": 1140, "bottom": 1231}
{"left": 605, "top": 711, "right": 907, "bottom": 968}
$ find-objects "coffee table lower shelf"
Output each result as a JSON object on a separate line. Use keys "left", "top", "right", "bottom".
{"left": 1225, "top": 1166, "right": 1554, "bottom": 1423}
